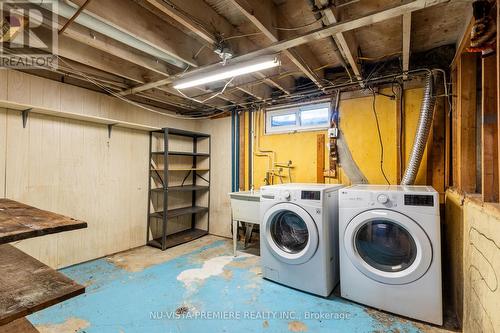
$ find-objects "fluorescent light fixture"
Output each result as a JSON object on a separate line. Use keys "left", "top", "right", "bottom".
{"left": 173, "top": 55, "right": 280, "bottom": 89}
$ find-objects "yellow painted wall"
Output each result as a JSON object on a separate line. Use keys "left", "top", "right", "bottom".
{"left": 251, "top": 88, "right": 428, "bottom": 188}
{"left": 445, "top": 189, "right": 500, "bottom": 332}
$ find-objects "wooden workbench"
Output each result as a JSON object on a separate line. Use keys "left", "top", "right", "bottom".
{"left": 0, "top": 199, "right": 88, "bottom": 331}
{"left": 0, "top": 199, "right": 87, "bottom": 244}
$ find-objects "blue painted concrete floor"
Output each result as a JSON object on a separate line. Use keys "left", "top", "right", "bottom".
{"left": 29, "top": 235, "right": 452, "bottom": 333}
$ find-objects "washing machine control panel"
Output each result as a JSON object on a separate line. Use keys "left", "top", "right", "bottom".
{"left": 260, "top": 189, "right": 323, "bottom": 206}
{"left": 376, "top": 194, "right": 389, "bottom": 204}
{"left": 283, "top": 190, "right": 291, "bottom": 200}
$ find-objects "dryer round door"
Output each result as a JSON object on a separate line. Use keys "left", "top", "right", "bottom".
{"left": 344, "top": 209, "right": 432, "bottom": 285}
{"left": 262, "top": 203, "right": 319, "bottom": 265}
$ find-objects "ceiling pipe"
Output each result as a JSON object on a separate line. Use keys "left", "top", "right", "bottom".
{"left": 30, "top": 0, "right": 188, "bottom": 69}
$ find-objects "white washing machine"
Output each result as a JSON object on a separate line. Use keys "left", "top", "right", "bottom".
{"left": 260, "top": 183, "right": 344, "bottom": 297}
{"left": 339, "top": 185, "right": 442, "bottom": 325}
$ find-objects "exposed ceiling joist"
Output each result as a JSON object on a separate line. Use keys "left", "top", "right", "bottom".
{"left": 142, "top": 0, "right": 276, "bottom": 99}
{"left": 402, "top": 12, "right": 412, "bottom": 80}
{"left": 317, "top": 0, "right": 363, "bottom": 85}
{"left": 58, "top": 0, "right": 92, "bottom": 35}
{"left": 59, "top": 23, "right": 175, "bottom": 78}
{"left": 68, "top": 0, "right": 208, "bottom": 68}
{"left": 228, "top": 0, "right": 324, "bottom": 90}
{"left": 122, "top": 0, "right": 448, "bottom": 97}
{"left": 144, "top": 0, "right": 215, "bottom": 45}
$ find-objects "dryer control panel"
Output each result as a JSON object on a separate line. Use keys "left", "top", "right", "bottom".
{"left": 339, "top": 187, "right": 439, "bottom": 215}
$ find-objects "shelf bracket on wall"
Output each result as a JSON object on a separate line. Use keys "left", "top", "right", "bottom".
{"left": 107, "top": 123, "right": 117, "bottom": 138}
{"left": 21, "top": 108, "right": 32, "bottom": 128}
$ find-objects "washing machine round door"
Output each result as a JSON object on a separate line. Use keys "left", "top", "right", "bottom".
{"left": 263, "top": 203, "right": 319, "bottom": 265}
{"left": 344, "top": 209, "right": 432, "bottom": 285}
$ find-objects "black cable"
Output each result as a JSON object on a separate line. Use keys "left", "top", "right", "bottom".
{"left": 392, "top": 79, "right": 405, "bottom": 178}
{"left": 370, "top": 88, "right": 390, "bottom": 185}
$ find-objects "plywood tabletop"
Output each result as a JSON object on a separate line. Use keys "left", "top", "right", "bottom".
{"left": 0, "top": 245, "right": 85, "bottom": 326}
{"left": 0, "top": 318, "right": 39, "bottom": 333}
{"left": 0, "top": 199, "right": 87, "bottom": 245}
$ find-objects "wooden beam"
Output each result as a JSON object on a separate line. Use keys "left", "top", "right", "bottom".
{"left": 317, "top": 0, "right": 363, "bottom": 83}
{"left": 123, "top": 0, "right": 448, "bottom": 97}
{"left": 144, "top": 0, "right": 215, "bottom": 45}
{"left": 497, "top": 0, "right": 499, "bottom": 200}
{"left": 38, "top": 29, "right": 234, "bottom": 109}
{"left": 228, "top": 0, "right": 324, "bottom": 89}
{"left": 482, "top": 55, "right": 499, "bottom": 202}
{"left": 451, "top": 67, "right": 458, "bottom": 186}
{"left": 317, "top": 134, "right": 325, "bottom": 183}
{"left": 402, "top": 12, "right": 412, "bottom": 80}
{"left": 457, "top": 53, "right": 477, "bottom": 193}
{"left": 58, "top": 0, "right": 92, "bottom": 35}
{"left": 431, "top": 80, "right": 447, "bottom": 202}
{"left": 140, "top": 0, "right": 272, "bottom": 100}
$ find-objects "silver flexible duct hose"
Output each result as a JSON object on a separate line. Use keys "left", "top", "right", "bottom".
{"left": 401, "top": 73, "right": 436, "bottom": 185}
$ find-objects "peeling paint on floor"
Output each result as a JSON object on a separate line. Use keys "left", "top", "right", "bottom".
{"left": 177, "top": 254, "right": 250, "bottom": 289}
{"left": 35, "top": 317, "right": 90, "bottom": 333}
{"left": 288, "top": 320, "right": 308, "bottom": 332}
{"left": 28, "top": 236, "right": 456, "bottom": 333}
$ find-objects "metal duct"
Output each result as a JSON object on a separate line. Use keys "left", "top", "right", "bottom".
{"left": 401, "top": 73, "right": 436, "bottom": 185}
{"left": 337, "top": 129, "right": 368, "bottom": 184}
{"left": 30, "top": 0, "right": 188, "bottom": 69}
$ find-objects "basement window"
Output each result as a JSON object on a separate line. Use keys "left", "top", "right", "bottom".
{"left": 266, "top": 103, "right": 330, "bottom": 134}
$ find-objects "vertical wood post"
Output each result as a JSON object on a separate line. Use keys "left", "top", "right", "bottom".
{"left": 482, "top": 55, "right": 499, "bottom": 202}
{"left": 317, "top": 134, "right": 325, "bottom": 183}
{"left": 457, "top": 53, "right": 478, "bottom": 193}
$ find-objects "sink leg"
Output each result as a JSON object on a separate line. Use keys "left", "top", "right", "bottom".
{"left": 233, "top": 219, "right": 238, "bottom": 257}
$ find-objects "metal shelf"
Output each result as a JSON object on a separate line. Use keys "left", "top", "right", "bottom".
{"left": 147, "top": 127, "right": 211, "bottom": 251}
{"left": 147, "top": 228, "right": 208, "bottom": 250}
{"left": 151, "top": 185, "right": 209, "bottom": 192}
{"left": 151, "top": 168, "right": 209, "bottom": 172}
{"left": 153, "top": 128, "right": 210, "bottom": 138}
{"left": 152, "top": 151, "right": 210, "bottom": 157}
{"left": 150, "top": 206, "right": 208, "bottom": 219}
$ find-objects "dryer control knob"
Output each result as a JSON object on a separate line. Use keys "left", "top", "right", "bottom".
{"left": 283, "top": 191, "right": 291, "bottom": 200}
{"left": 377, "top": 194, "right": 389, "bottom": 204}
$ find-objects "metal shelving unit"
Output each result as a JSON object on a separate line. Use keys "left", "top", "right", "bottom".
{"left": 147, "top": 128, "right": 211, "bottom": 251}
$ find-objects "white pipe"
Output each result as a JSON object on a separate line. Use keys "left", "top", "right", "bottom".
{"left": 32, "top": 0, "right": 188, "bottom": 69}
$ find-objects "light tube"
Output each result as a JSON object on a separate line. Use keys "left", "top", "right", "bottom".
{"left": 173, "top": 56, "right": 280, "bottom": 89}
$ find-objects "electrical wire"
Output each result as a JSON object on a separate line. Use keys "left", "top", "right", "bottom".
{"left": 273, "top": 17, "right": 323, "bottom": 31}
{"left": 1, "top": 47, "right": 223, "bottom": 119}
{"left": 392, "top": 79, "right": 405, "bottom": 179}
{"left": 222, "top": 32, "right": 263, "bottom": 41}
{"left": 370, "top": 87, "right": 390, "bottom": 185}
{"left": 176, "top": 77, "right": 234, "bottom": 104}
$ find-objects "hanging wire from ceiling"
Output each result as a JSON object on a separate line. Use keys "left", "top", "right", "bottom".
{"left": 176, "top": 77, "right": 235, "bottom": 104}
{"left": 1, "top": 48, "right": 224, "bottom": 119}
{"left": 369, "top": 87, "right": 390, "bottom": 185}
{"left": 272, "top": 16, "right": 323, "bottom": 31}
{"left": 221, "top": 32, "right": 264, "bottom": 41}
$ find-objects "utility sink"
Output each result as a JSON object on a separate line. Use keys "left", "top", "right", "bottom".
{"left": 229, "top": 191, "right": 261, "bottom": 255}
{"left": 229, "top": 191, "right": 260, "bottom": 224}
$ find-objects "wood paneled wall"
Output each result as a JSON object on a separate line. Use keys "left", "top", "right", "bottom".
{"left": 198, "top": 117, "right": 232, "bottom": 238}
{"left": 0, "top": 69, "right": 232, "bottom": 268}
